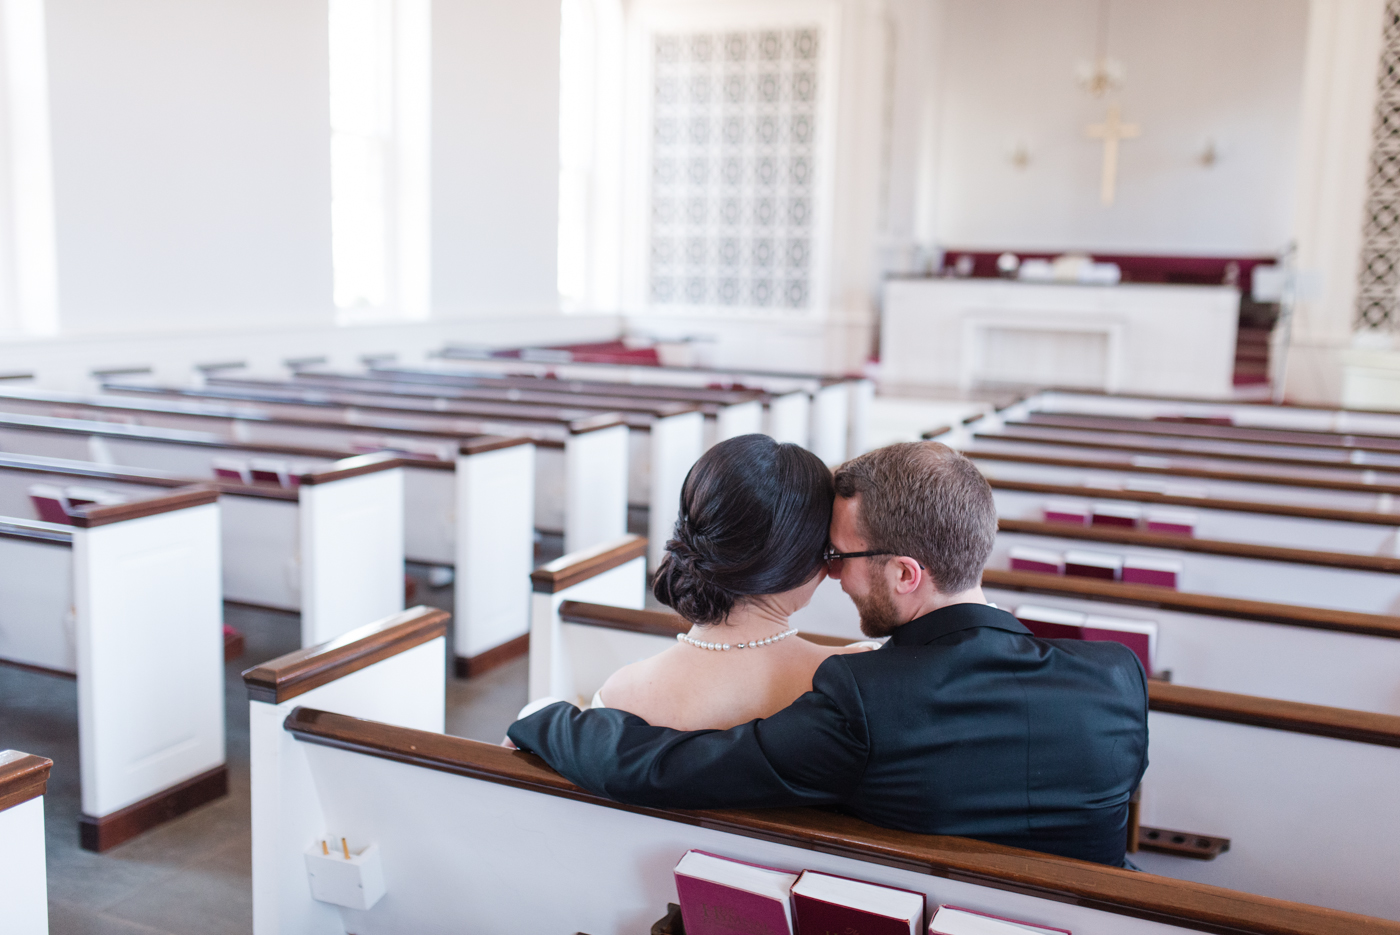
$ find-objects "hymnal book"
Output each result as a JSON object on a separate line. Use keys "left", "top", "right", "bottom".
{"left": 1090, "top": 502, "right": 1140, "bottom": 528}
{"left": 1042, "top": 500, "right": 1089, "bottom": 526}
{"left": 1014, "top": 607, "right": 1156, "bottom": 671}
{"left": 1082, "top": 614, "right": 1156, "bottom": 672}
{"left": 1144, "top": 507, "right": 1196, "bottom": 537}
{"left": 928, "top": 904, "right": 1070, "bottom": 935}
{"left": 674, "top": 850, "right": 798, "bottom": 935}
{"left": 1062, "top": 550, "right": 1120, "bottom": 581}
{"left": 1008, "top": 546, "right": 1063, "bottom": 575}
{"left": 1014, "top": 605, "right": 1087, "bottom": 641}
{"left": 1121, "top": 556, "right": 1182, "bottom": 589}
{"left": 791, "top": 870, "right": 924, "bottom": 935}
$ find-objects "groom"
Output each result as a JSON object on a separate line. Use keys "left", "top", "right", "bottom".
{"left": 508, "top": 442, "right": 1148, "bottom": 866}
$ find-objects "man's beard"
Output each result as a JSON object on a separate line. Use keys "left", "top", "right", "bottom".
{"left": 851, "top": 579, "right": 904, "bottom": 638}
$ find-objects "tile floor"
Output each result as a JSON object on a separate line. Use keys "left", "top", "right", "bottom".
{"left": 0, "top": 566, "right": 527, "bottom": 935}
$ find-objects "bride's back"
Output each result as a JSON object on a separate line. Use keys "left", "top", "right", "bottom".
{"left": 597, "top": 434, "right": 869, "bottom": 730}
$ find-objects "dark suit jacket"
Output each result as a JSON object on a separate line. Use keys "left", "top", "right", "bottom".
{"left": 508, "top": 602, "right": 1149, "bottom": 865}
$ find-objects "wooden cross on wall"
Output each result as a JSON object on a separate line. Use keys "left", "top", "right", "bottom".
{"left": 1085, "top": 103, "right": 1140, "bottom": 206}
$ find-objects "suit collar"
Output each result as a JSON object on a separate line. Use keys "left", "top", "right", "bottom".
{"left": 888, "top": 601, "right": 1029, "bottom": 646}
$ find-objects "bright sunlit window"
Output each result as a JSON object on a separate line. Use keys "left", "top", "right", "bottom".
{"left": 329, "top": 0, "right": 429, "bottom": 322}
{"left": 0, "top": 0, "right": 59, "bottom": 336}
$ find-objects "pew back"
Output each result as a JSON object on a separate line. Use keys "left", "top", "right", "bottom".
{"left": 0, "top": 751, "right": 51, "bottom": 935}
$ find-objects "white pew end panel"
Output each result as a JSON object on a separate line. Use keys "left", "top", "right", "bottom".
{"left": 528, "top": 535, "right": 648, "bottom": 704}
{"left": 564, "top": 421, "right": 630, "bottom": 555}
{"left": 71, "top": 486, "right": 227, "bottom": 851}
{"left": 0, "top": 751, "right": 52, "bottom": 935}
{"left": 242, "top": 606, "right": 449, "bottom": 935}
{"left": 453, "top": 437, "right": 536, "bottom": 677}
{"left": 294, "top": 455, "right": 406, "bottom": 647}
{"left": 270, "top": 708, "right": 1398, "bottom": 935}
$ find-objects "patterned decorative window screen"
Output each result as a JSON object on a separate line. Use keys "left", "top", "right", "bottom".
{"left": 1357, "top": 0, "right": 1400, "bottom": 330}
{"left": 648, "top": 27, "right": 821, "bottom": 313}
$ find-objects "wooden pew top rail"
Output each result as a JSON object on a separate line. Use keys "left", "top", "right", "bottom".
{"left": 242, "top": 606, "right": 449, "bottom": 704}
{"left": 352, "top": 366, "right": 770, "bottom": 404}
{"left": 988, "top": 477, "right": 1400, "bottom": 527}
{"left": 296, "top": 451, "right": 405, "bottom": 486}
{"left": 210, "top": 373, "right": 739, "bottom": 417}
{"left": 104, "top": 380, "right": 678, "bottom": 431}
{"left": 0, "top": 750, "right": 53, "bottom": 812}
{"left": 0, "top": 517, "right": 74, "bottom": 545}
{"left": 1019, "top": 413, "right": 1400, "bottom": 453}
{"left": 1147, "top": 681, "right": 1400, "bottom": 749}
{"left": 981, "top": 569, "right": 1400, "bottom": 640}
{"left": 531, "top": 534, "right": 649, "bottom": 593}
{"left": 559, "top": 600, "right": 864, "bottom": 648}
{"left": 967, "top": 449, "right": 1400, "bottom": 496}
{"left": 996, "top": 518, "right": 1400, "bottom": 574}
{"left": 283, "top": 708, "right": 1399, "bottom": 935}
{"left": 67, "top": 484, "right": 220, "bottom": 527}
{"left": 459, "top": 434, "right": 534, "bottom": 456}
{"left": 973, "top": 430, "right": 1400, "bottom": 474}
{"left": 0, "top": 385, "right": 612, "bottom": 449}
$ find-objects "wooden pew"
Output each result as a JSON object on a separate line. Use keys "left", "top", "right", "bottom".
{"left": 105, "top": 378, "right": 700, "bottom": 570}
{"left": 0, "top": 751, "right": 51, "bottom": 934}
{"left": 966, "top": 448, "right": 1400, "bottom": 514}
{"left": 990, "top": 519, "right": 1400, "bottom": 615}
{"left": 0, "top": 416, "right": 408, "bottom": 645}
{"left": 421, "top": 351, "right": 867, "bottom": 464}
{"left": 0, "top": 483, "right": 228, "bottom": 851}
{"left": 395, "top": 358, "right": 821, "bottom": 454}
{"left": 0, "top": 414, "right": 532, "bottom": 669}
{"left": 524, "top": 550, "right": 1400, "bottom": 919}
{"left": 964, "top": 425, "right": 1400, "bottom": 484}
{"left": 261, "top": 369, "right": 768, "bottom": 450}
{"left": 1013, "top": 387, "right": 1400, "bottom": 436}
{"left": 242, "top": 606, "right": 448, "bottom": 935}
{"left": 1019, "top": 410, "right": 1400, "bottom": 456}
{"left": 242, "top": 605, "right": 1400, "bottom": 932}
{"left": 0, "top": 383, "right": 623, "bottom": 557}
{"left": 979, "top": 569, "right": 1400, "bottom": 715}
{"left": 989, "top": 479, "right": 1400, "bottom": 557}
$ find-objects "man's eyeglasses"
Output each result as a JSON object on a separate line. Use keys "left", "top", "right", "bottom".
{"left": 823, "top": 548, "right": 925, "bottom": 577}
{"left": 823, "top": 548, "right": 897, "bottom": 575}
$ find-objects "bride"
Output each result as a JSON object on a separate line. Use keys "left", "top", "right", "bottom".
{"left": 593, "top": 434, "right": 875, "bottom": 730}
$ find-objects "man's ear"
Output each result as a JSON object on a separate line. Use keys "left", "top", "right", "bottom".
{"left": 890, "top": 556, "right": 924, "bottom": 596}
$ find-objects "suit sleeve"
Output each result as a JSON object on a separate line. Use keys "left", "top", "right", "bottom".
{"left": 505, "top": 656, "right": 871, "bottom": 809}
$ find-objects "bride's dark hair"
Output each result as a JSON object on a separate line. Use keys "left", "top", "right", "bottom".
{"left": 653, "top": 434, "right": 833, "bottom": 625}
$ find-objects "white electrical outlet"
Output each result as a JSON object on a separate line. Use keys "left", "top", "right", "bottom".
{"left": 305, "top": 838, "right": 386, "bottom": 910}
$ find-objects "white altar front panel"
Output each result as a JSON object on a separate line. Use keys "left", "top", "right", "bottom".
{"left": 880, "top": 279, "right": 1240, "bottom": 397}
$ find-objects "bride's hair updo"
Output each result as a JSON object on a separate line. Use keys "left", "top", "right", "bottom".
{"left": 653, "top": 434, "right": 834, "bottom": 625}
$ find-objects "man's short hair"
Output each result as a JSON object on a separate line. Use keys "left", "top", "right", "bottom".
{"left": 833, "top": 441, "right": 996, "bottom": 594}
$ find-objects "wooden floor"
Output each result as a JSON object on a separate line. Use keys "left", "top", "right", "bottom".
{"left": 0, "top": 565, "right": 529, "bottom": 935}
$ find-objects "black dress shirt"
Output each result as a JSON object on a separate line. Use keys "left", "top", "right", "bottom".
{"left": 508, "top": 602, "right": 1149, "bottom": 865}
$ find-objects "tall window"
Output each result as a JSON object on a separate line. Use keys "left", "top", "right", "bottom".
{"left": 0, "top": 0, "right": 58, "bottom": 336}
{"left": 329, "top": 0, "right": 430, "bottom": 322}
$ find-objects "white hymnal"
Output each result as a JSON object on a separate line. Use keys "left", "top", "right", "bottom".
{"left": 929, "top": 904, "right": 1070, "bottom": 935}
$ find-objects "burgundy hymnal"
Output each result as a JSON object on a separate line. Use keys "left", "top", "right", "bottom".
{"left": 791, "top": 869, "right": 923, "bottom": 935}
{"left": 674, "top": 850, "right": 798, "bottom": 935}
{"left": 928, "top": 904, "right": 1070, "bottom": 935}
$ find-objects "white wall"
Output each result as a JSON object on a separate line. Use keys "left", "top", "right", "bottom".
{"left": 433, "top": 0, "right": 562, "bottom": 318}
{"left": 923, "top": 0, "right": 1309, "bottom": 255}
{"left": 44, "top": 0, "right": 335, "bottom": 336}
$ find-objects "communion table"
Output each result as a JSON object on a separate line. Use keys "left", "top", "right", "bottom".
{"left": 880, "top": 277, "right": 1240, "bottom": 397}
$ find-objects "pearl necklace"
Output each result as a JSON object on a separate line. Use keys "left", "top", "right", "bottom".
{"left": 677, "top": 627, "right": 798, "bottom": 651}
